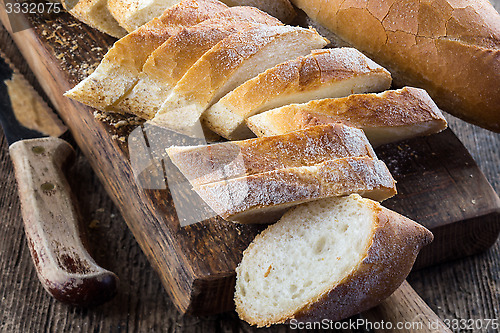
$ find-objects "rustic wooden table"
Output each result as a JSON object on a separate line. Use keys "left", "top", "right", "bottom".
{"left": 1, "top": 3, "right": 499, "bottom": 333}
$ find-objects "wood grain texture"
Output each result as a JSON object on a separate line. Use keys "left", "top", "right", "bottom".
{"left": 0, "top": 0, "right": 498, "bottom": 331}
{"left": 363, "top": 281, "right": 452, "bottom": 333}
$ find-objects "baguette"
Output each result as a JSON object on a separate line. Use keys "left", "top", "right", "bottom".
{"left": 64, "top": 0, "right": 228, "bottom": 110}
{"left": 109, "top": 0, "right": 295, "bottom": 32}
{"left": 195, "top": 157, "right": 397, "bottom": 224}
{"left": 167, "top": 123, "right": 377, "bottom": 187}
{"left": 235, "top": 194, "right": 433, "bottom": 326}
{"left": 152, "top": 25, "right": 329, "bottom": 131}
{"left": 115, "top": 7, "right": 282, "bottom": 118}
{"left": 203, "top": 48, "right": 392, "bottom": 140}
{"left": 247, "top": 87, "right": 448, "bottom": 146}
{"left": 291, "top": 0, "right": 500, "bottom": 132}
{"left": 64, "top": 0, "right": 127, "bottom": 38}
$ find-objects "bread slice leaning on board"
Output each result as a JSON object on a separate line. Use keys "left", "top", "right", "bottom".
{"left": 64, "top": 0, "right": 229, "bottom": 110}
{"left": 195, "top": 156, "right": 396, "bottom": 224}
{"left": 167, "top": 123, "right": 377, "bottom": 187}
{"left": 61, "top": 0, "right": 127, "bottom": 38}
{"left": 247, "top": 87, "right": 448, "bottom": 146}
{"left": 291, "top": 0, "right": 500, "bottom": 132}
{"left": 203, "top": 47, "right": 392, "bottom": 140}
{"left": 152, "top": 25, "right": 328, "bottom": 131}
{"left": 108, "top": 0, "right": 295, "bottom": 32}
{"left": 114, "top": 7, "right": 283, "bottom": 118}
{"left": 235, "top": 194, "right": 433, "bottom": 326}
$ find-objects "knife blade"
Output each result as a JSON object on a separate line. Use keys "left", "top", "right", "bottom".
{"left": 0, "top": 56, "right": 118, "bottom": 306}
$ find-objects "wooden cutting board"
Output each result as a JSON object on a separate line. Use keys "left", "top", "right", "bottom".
{"left": 1, "top": 2, "right": 499, "bottom": 316}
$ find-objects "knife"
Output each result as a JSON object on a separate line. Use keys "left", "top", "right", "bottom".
{"left": 0, "top": 56, "right": 118, "bottom": 306}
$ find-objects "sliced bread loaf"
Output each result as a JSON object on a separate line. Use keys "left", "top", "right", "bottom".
{"left": 65, "top": 0, "right": 228, "bottom": 110}
{"left": 65, "top": 0, "right": 127, "bottom": 38}
{"left": 235, "top": 194, "right": 433, "bottom": 326}
{"left": 247, "top": 87, "right": 448, "bottom": 146}
{"left": 108, "top": 0, "right": 295, "bottom": 32}
{"left": 115, "top": 7, "right": 282, "bottom": 118}
{"left": 195, "top": 157, "right": 396, "bottom": 224}
{"left": 203, "top": 48, "right": 392, "bottom": 140}
{"left": 221, "top": 0, "right": 296, "bottom": 23}
{"left": 152, "top": 25, "right": 329, "bottom": 131}
{"left": 108, "top": 0, "right": 182, "bottom": 32}
{"left": 167, "top": 123, "right": 377, "bottom": 187}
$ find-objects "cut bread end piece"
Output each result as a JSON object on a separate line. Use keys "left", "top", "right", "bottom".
{"left": 153, "top": 25, "right": 329, "bottom": 131}
{"left": 115, "top": 7, "right": 282, "bottom": 117}
{"left": 203, "top": 48, "right": 392, "bottom": 140}
{"left": 64, "top": 0, "right": 229, "bottom": 110}
{"left": 167, "top": 123, "right": 377, "bottom": 188}
{"left": 235, "top": 194, "right": 433, "bottom": 327}
{"left": 195, "top": 157, "right": 396, "bottom": 224}
{"left": 68, "top": 0, "right": 127, "bottom": 38}
{"left": 246, "top": 87, "right": 448, "bottom": 146}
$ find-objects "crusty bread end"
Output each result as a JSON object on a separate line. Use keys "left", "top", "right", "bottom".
{"left": 235, "top": 194, "right": 433, "bottom": 326}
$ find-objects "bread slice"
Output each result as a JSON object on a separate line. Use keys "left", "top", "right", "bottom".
{"left": 64, "top": 0, "right": 228, "bottom": 110}
{"left": 203, "top": 48, "right": 392, "bottom": 140}
{"left": 167, "top": 123, "right": 377, "bottom": 187}
{"left": 221, "top": 0, "right": 296, "bottom": 23}
{"left": 108, "top": 0, "right": 295, "bottom": 32}
{"left": 247, "top": 87, "right": 448, "bottom": 146}
{"left": 66, "top": 0, "right": 127, "bottom": 38}
{"left": 195, "top": 157, "right": 396, "bottom": 224}
{"left": 108, "top": 0, "right": 182, "bottom": 32}
{"left": 235, "top": 194, "right": 433, "bottom": 326}
{"left": 115, "top": 7, "right": 282, "bottom": 118}
{"left": 167, "top": 124, "right": 377, "bottom": 187}
{"left": 152, "top": 25, "right": 329, "bottom": 131}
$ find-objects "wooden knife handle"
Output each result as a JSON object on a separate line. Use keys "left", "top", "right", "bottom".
{"left": 9, "top": 137, "right": 118, "bottom": 306}
{"left": 363, "top": 280, "right": 452, "bottom": 332}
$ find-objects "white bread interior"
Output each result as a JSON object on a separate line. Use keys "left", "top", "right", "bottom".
{"left": 114, "top": 7, "right": 282, "bottom": 118}
{"left": 203, "top": 48, "right": 392, "bottom": 140}
{"left": 235, "top": 194, "right": 433, "bottom": 327}
{"left": 247, "top": 87, "right": 448, "bottom": 146}
{"left": 64, "top": 0, "right": 228, "bottom": 110}
{"left": 167, "top": 123, "right": 377, "bottom": 187}
{"left": 152, "top": 25, "right": 328, "bottom": 131}
{"left": 66, "top": 0, "right": 127, "bottom": 38}
{"left": 195, "top": 157, "right": 397, "bottom": 224}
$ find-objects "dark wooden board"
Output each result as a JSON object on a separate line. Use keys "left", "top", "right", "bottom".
{"left": 1, "top": 1, "right": 499, "bottom": 317}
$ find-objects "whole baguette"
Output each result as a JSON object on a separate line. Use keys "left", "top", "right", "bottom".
{"left": 153, "top": 25, "right": 328, "bottom": 131}
{"left": 235, "top": 194, "right": 433, "bottom": 327}
{"left": 195, "top": 157, "right": 397, "bottom": 224}
{"left": 115, "top": 7, "right": 282, "bottom": 118}
{"left": 291, "top": 0, "right": 500, "bottom": 132}
{"left": 65, "top": 0, "right": 228, "bottom": 110}
{"left": 167, "top": 123, "right": 377, "bottom": 187}
{"left": 247, "top": 87, "right": 448, "bottom": 146}
{"left": 64, "top": 0, "right": 127, "bottom": 38}
{"left": 203, "top": 48, "right": 392, "bottom": 140}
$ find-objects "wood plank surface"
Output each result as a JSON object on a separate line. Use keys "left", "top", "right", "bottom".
{"left": 0, "top": 0, "right": 499, "bottom": 331}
